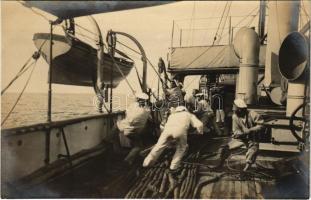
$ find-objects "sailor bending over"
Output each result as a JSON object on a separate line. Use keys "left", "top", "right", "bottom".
{"left": 143, "top": 106, "right": 203, "bottom": 172}
{"left": 109, "top": 92, "right": 151, "bottom": 165}
{"left": 224, "top": 98, "right": 264, "bottom": 171}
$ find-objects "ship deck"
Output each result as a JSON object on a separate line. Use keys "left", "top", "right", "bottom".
{"left": 9, "top": 135, "right": 309, "bottom": 199}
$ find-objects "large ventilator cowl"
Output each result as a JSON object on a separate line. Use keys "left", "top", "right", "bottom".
{"left": 233, "top": 27, "right": 260, "bottom": 65}
{"left": 279, "top": 31, "right": 309, "bottom": 81}
{"left": 233, "top": 27, "right": 260, "bottom": 104}
{"left": 278, "top": 31, "right": 309, "bottom": 116}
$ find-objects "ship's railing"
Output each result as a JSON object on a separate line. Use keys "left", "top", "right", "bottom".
{"left": 170, "top": 15, "right": 268, "bottom": 49}
{"left": 1, "top": 111, "right": 126, "bottom": 184}
{"left": 1, "top": 111, "right": 125, "bottom": 137}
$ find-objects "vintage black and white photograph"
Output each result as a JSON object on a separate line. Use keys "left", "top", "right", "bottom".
{"left": 1, "top": 1, "right": 310, "bottom": 199}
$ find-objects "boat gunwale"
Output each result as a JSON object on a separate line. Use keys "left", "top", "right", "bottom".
{"left": 1, "top": 111, "right": 125, "bottom": 137}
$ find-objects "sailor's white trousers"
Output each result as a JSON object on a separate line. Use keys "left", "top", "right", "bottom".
{"left": 143, "top": 130, "right": 188, "bottom": 170}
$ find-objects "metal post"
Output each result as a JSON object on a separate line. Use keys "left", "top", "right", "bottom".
{"left": 171, "top": 20, "right": 175, "bottom": 50}
{"left": 228, "top": 16, "right": 232, "bottom": 44}
{"left": 180, "top": 29, "right": 183, "bottom": 47}
{"left": 48, "top": 23, "right": 53, "bottom": 122}
{"left": 258, "top": 0, "right": 266, "bottom": 43}
{"left": 45, "top": 22, "right": 53, "bottom": 165}
{"left": 110, "top": 65, "right": 113, "bottom": 113}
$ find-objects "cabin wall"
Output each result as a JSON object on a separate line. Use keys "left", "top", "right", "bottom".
{"left": 1, "top": 112, "right": 124, "bottom": 183}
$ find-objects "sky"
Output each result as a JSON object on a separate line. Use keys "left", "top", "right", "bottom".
{"left": 1, "top": 1, "right": 310, "bottom": 95}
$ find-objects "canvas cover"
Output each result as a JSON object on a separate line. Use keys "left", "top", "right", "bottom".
{"left": 169, "top": 45, "right": 266, "bottom": 72}
{"left": 22, "top": 1, "right": 171, "bottom": 19}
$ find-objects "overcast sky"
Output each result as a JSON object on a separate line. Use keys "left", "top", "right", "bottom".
{"left": 1, "top": 1, "right": 310, "bottom": 95}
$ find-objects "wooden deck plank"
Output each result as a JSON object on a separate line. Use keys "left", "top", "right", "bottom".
{"left": 241, "top": 181, "right": 250, "bottom": 198}
{"left": 227, "top": 180, "right": 236, "bottom": 198}
{"left": 234, "top": 181, "right": 242, "bottom": 199}
{"left": 199, "top": 180, "right": 216, "bottom": 199}
{"left": 247, "top": 179, "right": 257, "bottom": 198}
{"left": 254, "top": 181, "right": 264, "bottom": 199}
{"left": 210, "top": 180, "right": 222, "bottom": 198}
{"left": 216, "top": 180, "right": 229, "bottom": 198}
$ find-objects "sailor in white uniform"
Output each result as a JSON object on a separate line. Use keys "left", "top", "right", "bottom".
{"left": 143, "top": 106, "right": 203, "bottom": 171}
{"left": 110, "top": 92, "right": 151, "bottom": 165}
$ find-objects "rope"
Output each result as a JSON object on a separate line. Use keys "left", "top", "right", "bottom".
{"left": 201, "top": 3, "right": 218, "bottom": 44}
{"left": 116, "top": 40, "right": 169, "bottom": 87}
{"left": 2, "top": 39, "right": 48, "bottom": 95}
{"left": 2, "top": 61, "right": 37, "bottom": 126}
{"left": 29, "top": 6, "right": 51, "bottom": 22}
{"left": 245, "top": 9, "right": 260, "bottom": 27}
{"left": 187, "top": 1, "right": 196, "bottom": 46}
{"left": 301, "top": 1, "right": 310, "bottom": 19}
{"left": 226, "top": 149, "right": 247, "bottom": 171}
{"left": 1, "top": 58, "right": 33, "bottom": 95}
{"left": 212, "top": 2, "right": 229, "bottom": 45}
{"left": 75, "top": 23, "right": 99, "bottom": 36}
{"left": 103, "top": 45, "right": 136, "bottom": 94}
{"left": 183, "top": 6, "right": 258, "bottom": 70}
{"left": 215, "top": 2, "right": 232, "bottom": 45}
{"left": 133, "top": 63, "right": 144, "bottom": 89}
{"left": 275, "top": 2, "right": 282, "bottom": 45}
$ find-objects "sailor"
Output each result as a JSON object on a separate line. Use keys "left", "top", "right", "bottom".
{"left": 193, "top": 93, "right": 222, "bottom": 135}
{"left": 161, "top": 79, "right": 186, "bottom": 128}
{"left": 143, "top": 106, "right": 203, "bottom": 172}
{"left": 185, "top": 89, "right": 199, "bottom": 112}
{"left": 109, "top": 92, "right": 151, "bottom": 165}
{"left": 163, "top": 79, "right": 186, "bottom": 109}
{"left": 227, "top": 98, "right": 264, "bottom": 171}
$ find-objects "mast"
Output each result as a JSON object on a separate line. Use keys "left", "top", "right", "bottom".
{"left": 258, "top": 0, "right": 266, "bottom": 43}
{"left": 47, "top": 23, "right": 53, "bottom": 123}
{"left": 45, "top": 18, "right": 62, "bottom": 165}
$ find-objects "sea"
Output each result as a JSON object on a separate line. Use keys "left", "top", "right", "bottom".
{"left": 1, "top": 93, "right": 132, "bottom": 129}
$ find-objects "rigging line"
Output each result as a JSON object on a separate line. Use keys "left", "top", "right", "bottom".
{"left": 191, "top": 1, "right": 197, "bottom": 46}
{"left": 133, "top": 63, "right": 144, "bottom": 89}
{"left": 103, "top": 45, "right": 136, "bottom": 94}
{"left": 2, "top": 39, "right": 48, "bottom": 95}
{"left": 201, "top": 2, "right": 218, "bottom": 44}
{"left": 301, "top": 0, "right": 310, "bottom": 19}
{"left": 183, "top": 3, "right": 230, "bottom": 69}
{"left": 184, "top": 6, "right": 259, "bottom": 69}
{"left": 216, "top": 2, "right": 232, "bottom": 45}
{"left": 75, "top": 31, "right": 98, "bottom": 43}
{"left": 1, "top": 59, "right": 33, "bottom": 95}
{"left": 29, "top": 7, "right": 51, "bottom": 22}
{"left": 1, "top": 61, "right": 37, "bottom": 126}
{"left": 275, "top": 2, "right": 282, "bottom": 45}
{"left": 245, "top": 9, "right": 260, "bottom": 27}
{"left": 187, "top": 1, "right": 197, "bottom": 46}
{"left": 218, "top": 6, "right": 258, "bottom": 44}
{"left": 116, "top": 40, "right": 169, "bottom": 87}
{"left": 74, "top": 23, "right": 99, "bottom": 36}
{"left": 1, "top": 61, "right": 35, "bottom": 95}
{"left": 212, "top": 1, "right": 229, "bottom": 45}
{"left": 184, "top": 45, "right": 227, "bottom": 90}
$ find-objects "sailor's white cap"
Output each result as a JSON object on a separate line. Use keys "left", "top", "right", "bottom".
{"left": 234, "top": 98, "right": 247, "bottom": 108}
{"left": 136, "top": 92, "right": 149, "bottom": 100}
{"left": 195, "top": 93, "right": 204, "bottom": 97}
{"left": 175, "top": 106, "right": 188, "bottom": 112}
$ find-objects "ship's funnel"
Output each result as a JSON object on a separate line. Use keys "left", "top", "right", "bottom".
{"left": 279, "top": 31, "right": 308, "bottom": 81}
{"left": 233, "top": 27, "right": 260, "bottom": 104}
{"left": 278, "top": 31, "right": 309, "bottom": 116}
